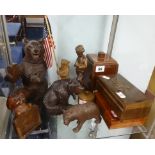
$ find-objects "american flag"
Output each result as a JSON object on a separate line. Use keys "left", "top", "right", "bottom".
{"left": 43, "top": 17, "right": 55, "bottom": 68}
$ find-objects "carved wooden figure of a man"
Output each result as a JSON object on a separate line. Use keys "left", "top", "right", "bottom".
{"left": 74, "top": 45, "right": 87, "bottom": 85}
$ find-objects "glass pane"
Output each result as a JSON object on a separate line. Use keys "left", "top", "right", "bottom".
{"left": 0, "top": 17, "right": 7, "bottom": 68}
{"left": 0, "top": 16, "right": 11, "bottom": 139}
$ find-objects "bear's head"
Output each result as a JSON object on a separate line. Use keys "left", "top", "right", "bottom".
{"left": 24, "top": 39, "right": 45, "bottom": 64}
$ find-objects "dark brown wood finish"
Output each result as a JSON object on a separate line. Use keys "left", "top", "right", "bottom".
{"left": 83, "top": 53, "right": 118, "bottom": 90}
{"left": 96, "top": 74, "right": 153, "bottom": 120}
{"left": 95, "top": 92, "right": 147, "bottom": 129}
{"left": 87, "top": 53, "right": 118, "bottom": 77}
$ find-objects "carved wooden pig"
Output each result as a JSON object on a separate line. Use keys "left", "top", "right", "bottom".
{"left": 43, "top": 78, "right": 83, "bottom": 115}
{"left": 63, "top": 102, "right": 101, "bottom": 133}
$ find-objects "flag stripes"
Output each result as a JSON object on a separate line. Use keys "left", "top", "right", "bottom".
{"left": 43, "top": 16, "right": 55, "bottom": 68}
{"left": 43, "top": 37, "right": 53, "bottom": 68}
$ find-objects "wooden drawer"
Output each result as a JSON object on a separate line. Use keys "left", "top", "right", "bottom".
{"left": 95, "top": 92, "right": 147, "bottom": 129}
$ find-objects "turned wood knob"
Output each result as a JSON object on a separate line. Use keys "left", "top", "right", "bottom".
{"left": 98, "top": 51, "right": 105, "bottom": 61}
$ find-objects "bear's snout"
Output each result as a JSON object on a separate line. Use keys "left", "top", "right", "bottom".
{"left": 33, "top": 49, "right": 40, "bottom": 54}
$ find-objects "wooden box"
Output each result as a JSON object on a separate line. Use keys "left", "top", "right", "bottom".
{"left": 95, "top": 92, "right": 147, "bottom": 129}
{"left": 83, "top": 52, "right": 118, "bottom": 90}
{"left": 96, "top": 74, "right": 153, "bottom": 120}
{"left": 13, "top": 104, "right": 41, "bottom": 138}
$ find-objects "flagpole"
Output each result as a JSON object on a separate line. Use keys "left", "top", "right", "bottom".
{"left": 44, "top": 15, "right": 59, "bottom": 71}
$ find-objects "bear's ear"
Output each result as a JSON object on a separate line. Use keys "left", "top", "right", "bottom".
{"left": 23, "top": 38, "right": 29, "bottom": 44}
{"left": 38, "top": 39, "right": 43, "bottom": 44}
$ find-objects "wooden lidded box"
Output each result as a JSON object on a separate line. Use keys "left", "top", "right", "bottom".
{"left": 96, "top": 74, "right": 153, "bottom": 121}
{"left": 83, "top": 52, "right": 118, "bottom": 90}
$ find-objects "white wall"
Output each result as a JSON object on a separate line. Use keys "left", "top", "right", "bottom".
{"left": 48, "top": 15, "right": 155, "bottom": 92}
{"left": 48, "top": 15, "right": 111, "bottom": 85}
{"left": 112, "top": 15, "right": 155, "bottom": 92}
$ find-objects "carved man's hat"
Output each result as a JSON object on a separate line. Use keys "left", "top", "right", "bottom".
{"left": 75, "top": 44, "right": 85, "bottom": 53}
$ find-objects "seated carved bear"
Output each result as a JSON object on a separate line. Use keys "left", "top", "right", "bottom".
{"left": 63, "top": 102, "right": 101, "bottom": 133}
{"left": 43, "top": 78, "right": 83, "bottom": 115}
{"left": 5, "top": 39, "right": 48, "bottom": 110}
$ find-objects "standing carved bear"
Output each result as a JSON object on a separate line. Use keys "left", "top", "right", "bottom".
{"left": 63, "top": 102, "right": 101, "bottom": 133}
{"left": 5, "top": 39, "right": 48, "bottom": 110}
{"left": 43, "top": 79, "right": 83, "bottom": 115}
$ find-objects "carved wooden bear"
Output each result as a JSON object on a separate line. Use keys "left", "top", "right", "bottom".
{"left": 63, "top": 102, "right": 101, "bottom": 133}
{"left": 5, "top": 39, "right": 48, "bottom": 110}
{"left": 43, "top": 78, "right": 83, "bottom": 115}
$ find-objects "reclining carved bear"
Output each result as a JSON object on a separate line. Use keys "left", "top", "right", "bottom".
{"left": 5, "top": 39, "right": 48, "bottom": 110}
